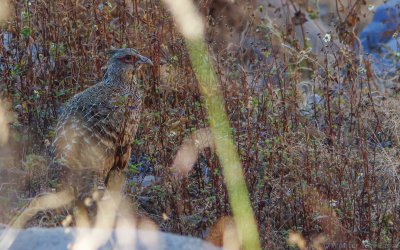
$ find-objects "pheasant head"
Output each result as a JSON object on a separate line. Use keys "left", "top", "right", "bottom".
{"left": 104, "top": 48, "right": 153, "bottom": 85}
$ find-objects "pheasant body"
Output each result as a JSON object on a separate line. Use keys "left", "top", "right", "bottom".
{"left": 53, "top": 48, "right": 152, "bottom": 199}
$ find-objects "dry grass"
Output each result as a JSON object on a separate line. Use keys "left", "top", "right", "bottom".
{"left": 0, "top": 0, "right": 399, "bottom": 249}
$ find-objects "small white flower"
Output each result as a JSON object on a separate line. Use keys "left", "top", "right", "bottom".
{"left": 368, "top": 5, "right": 375, "bottom": 11}
{"left": 329, "top": 199, "right": 338, "bottom": 208}
{"left": 362, "top": 239, "right": 370, "bottom": 248}
{"left": 323, "top": 33, "right": 331, "bottom": 43}
{"left": 358, "top": 67, "right": 366, "bottom": 75}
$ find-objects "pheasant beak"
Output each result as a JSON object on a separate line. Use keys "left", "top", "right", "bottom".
{"left": 138, "top": 55, "right": 153, "bottom": 66}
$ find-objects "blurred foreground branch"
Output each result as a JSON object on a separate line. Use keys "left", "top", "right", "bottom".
{"left": 162, "top": 0, "right": 261, "bottom": 249}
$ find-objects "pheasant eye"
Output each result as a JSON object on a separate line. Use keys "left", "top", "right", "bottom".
{"left": 121, "top": 55, "right": 137, "bottom": 64}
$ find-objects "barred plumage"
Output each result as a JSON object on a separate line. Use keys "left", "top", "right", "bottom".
{"left": 53, "top": 48, "right": 152, "bottom": 201}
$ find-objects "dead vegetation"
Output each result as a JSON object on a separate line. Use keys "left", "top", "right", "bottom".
{"left": 0, "top": 0, "right": 399, "bottom": 249}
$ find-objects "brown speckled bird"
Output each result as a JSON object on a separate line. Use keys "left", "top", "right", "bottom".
{"left": 53, "top": 48, "right": 152, "bottom": 202}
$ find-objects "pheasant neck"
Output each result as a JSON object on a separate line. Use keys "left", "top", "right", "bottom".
{"left": 104, "top": 69, "right": 139, "bottom": 90}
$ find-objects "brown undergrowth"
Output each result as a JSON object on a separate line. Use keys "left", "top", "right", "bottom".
{"left": 0, "top": 0, "right": 399, "bottom": 249}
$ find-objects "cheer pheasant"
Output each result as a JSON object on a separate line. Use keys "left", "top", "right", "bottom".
{"left": 53, "top": 48, "right": 152, "bottom": 201}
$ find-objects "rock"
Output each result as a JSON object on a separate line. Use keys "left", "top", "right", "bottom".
{"left": 141, "top": 175, "right": 157, "bottom": 188}
{"left": 360, "top": 0, "right": 400, "bottom": 78}
{"left": 360, "top": 0, "right": 400, "bottom": 52}
{"left": 0, "top": 227, "right": 221, "bottom": 250}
